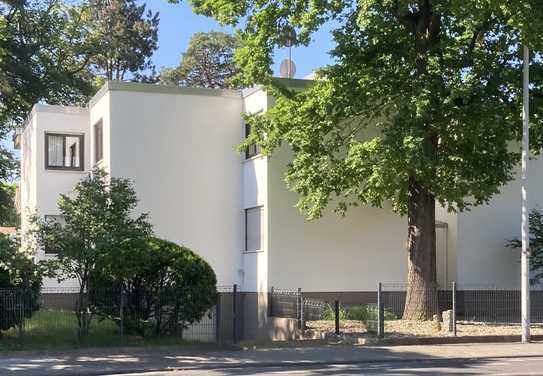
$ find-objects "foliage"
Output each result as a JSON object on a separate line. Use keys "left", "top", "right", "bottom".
{"left": 0, "top": 183, "right": 18, "bottom": 227}
{"left": 33, "top": 168, "right": 152, "bottom": 335}
{"left": 82, "top": 0, "right": 159, "bottom": 81}
{"left": 0, "top": 309, "right": 191, "bottom": 351}
{"left": 0, "top": 0, "right": 95, "bottom": 216}
{"left": 184, "top": 0, "right": 543, "bottom": 319}
{"left": 0, "top": 0, "right": 95, "bottom": 127}
{"left": 321, "top": 303, "right": 396, "bottom": 323}
{"left": 90, "top": 237, "right": 218, "bottom": 337}
{"left": 0, "top": 232, "right": 42, "bottom": 331}
{"left": 508, "top": 208, "right": 543, "bottom": 285}
{"left": 160, "top": 31, "right": 240, "bottom": 89}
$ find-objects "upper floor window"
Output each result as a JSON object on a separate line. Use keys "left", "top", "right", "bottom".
{"left": 45, "top": 133, "right": 84, "bottom": 171}
{"left": 94, "top": 120, "right": 103, "bottom": 163}
{"left": 245, "top": 123, "right": 260, "bottom": 159}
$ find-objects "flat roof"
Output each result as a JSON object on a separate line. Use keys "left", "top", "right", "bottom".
{"left": 88, "top": 80, "right": 243, "bottom": 108}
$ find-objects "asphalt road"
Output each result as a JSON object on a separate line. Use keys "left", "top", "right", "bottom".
{"left": 120, "top": 356, "right": 543, "bottom": 376}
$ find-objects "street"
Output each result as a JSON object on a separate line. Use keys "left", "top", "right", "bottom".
{"left": 2, "top": 342, "right": 543, "bottom": 376}
{"left": 120, "top": 356, "right": 543, "bottom": 375}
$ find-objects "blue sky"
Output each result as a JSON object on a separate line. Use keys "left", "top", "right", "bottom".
{"left": 150, "top": 1, "right": 335, "bottom": 78}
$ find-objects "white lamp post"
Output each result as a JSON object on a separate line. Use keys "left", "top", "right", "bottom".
{"left": 521, "top": 44, "right": 530, "bottom": 344}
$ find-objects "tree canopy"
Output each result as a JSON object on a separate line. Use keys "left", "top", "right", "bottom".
{"left": 160, "top": 31, "right": 240, "bottom": 88}
{"left": 83, "top": 0, "right": 159, "bottom": 81}
{"left": 509, "top": 208, "right": 543, "bottom": 285}
{"left": 185, "top": 0, "right": 543, "bottom": 319}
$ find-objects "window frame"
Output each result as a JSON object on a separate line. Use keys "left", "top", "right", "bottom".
{"left": 244, "top": 123, "right": 260, "bottom": 159}
{"left": 94, "top": 120, "right": 103, "bottom": 163}
{"left": 244, "top": 206, "right": 264, "bottom": 253}
{"left": 44, "top": 132, "right": 84, "bottom": 171}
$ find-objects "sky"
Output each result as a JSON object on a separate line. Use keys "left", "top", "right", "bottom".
{"left": 147, "top": 0, "right": 336, "bottom": 78}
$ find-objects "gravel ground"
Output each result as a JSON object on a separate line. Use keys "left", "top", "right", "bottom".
{"left": 305, "top": 319, "right": 543, "bottom": 338}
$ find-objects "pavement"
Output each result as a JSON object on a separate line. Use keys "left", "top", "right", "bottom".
{"left": 1, "top": 342, "right": 543, "bottom": 375}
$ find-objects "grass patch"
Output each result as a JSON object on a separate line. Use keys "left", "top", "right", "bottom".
{"left": 0, "top": 309, "right": 193, "bottom": 352}
{"left": 321, "top": 304, "right": 397, "bottom": 322}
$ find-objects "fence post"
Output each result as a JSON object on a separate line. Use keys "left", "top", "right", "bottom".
{"left": 215, "top": 292, "right": 221, "bottom": 343}
{"left": 377, "top": 282, "right": 384, "bottom": 338}
{"left": 232, "top": 283, "right": 237, "bottom": 343}
{"left": 269, "top": 286, "right": 274, "bottom": 317}
{"left": 120, "top": 289, "right": 125, "bottom": 344}
{"left": 334, "top": 300, "right": 340, "bottom": 335}
{"left": 298, "top": 288, "right": 304, "bottom": 331}
{"left": 452, "top": 281, "right": 457, "bottom": 336}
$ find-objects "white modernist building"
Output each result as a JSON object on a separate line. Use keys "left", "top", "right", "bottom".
{"left": 16, "top": 80, "right": 543, "bottom": 297}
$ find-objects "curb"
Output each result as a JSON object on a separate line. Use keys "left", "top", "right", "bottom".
{"left": 367, "top": 334, "right": 543, "bottom": 346}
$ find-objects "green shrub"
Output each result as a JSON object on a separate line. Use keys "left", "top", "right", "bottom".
{"left": 345, "top": 305, "right": 397, "bottom": 321}
{"left": 320, "top": 303, "right": 397, "bottom": 322}
{"left": 0, "top": 233, "right": 42, "bottom": 332}
{"left": 90, "top": 237, "right": 218, "bottom": 337}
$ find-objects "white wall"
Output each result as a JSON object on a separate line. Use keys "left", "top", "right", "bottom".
{"left": 89, "top": 92, "right": 111, "bottom": 170}
{"left": 20, "top": 105, "right": 90, "bottom": 289}
{"left": 267, "top": 146, "right": 408, "bottom": 291}
{"left": 456, "top": 157, "right": 543, "bottom": 289}
{"left": 241, "top": 88, "right": 269, "bottom": 292}
{"left": 106, "top": 87, "right": 244, "bottom": 287}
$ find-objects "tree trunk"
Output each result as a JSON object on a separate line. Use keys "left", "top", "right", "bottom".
{"left": 402, "top": 178, "right": 439, "bottom": 320}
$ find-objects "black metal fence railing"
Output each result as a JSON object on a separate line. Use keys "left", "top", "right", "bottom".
{"left": 0, "top": 284, "right": 241, "bottom": 350}
{"left": 377, "top": 282, "right": 543, "bottom": 338}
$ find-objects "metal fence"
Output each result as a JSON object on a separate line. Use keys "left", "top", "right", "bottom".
{"left": 269, "top": 283, "right": 543, "bottom": 340}
{"left": 379, "top": 282, "right": 543, "bottom": 338}
{"left": 0, "top": 285, "right": 240, "bottom": 350}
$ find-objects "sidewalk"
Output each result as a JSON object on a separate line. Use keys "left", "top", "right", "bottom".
{"left": 1, "top": 342, "right": 543, "bottom": 375}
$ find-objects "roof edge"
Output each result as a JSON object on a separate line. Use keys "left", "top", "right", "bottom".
{"left": 89, "top": 81, "right": 242, "bottom": 108}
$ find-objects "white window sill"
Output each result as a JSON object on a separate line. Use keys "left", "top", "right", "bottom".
{"left": 243, "top": 154, "right": 265, "bottom": 163}
{"left": 242, "top": 249, "right": 264, "bottom": 254}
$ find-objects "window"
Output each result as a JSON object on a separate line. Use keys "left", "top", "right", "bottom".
{"left": 43, "top": 215, "right": 66, "bottom": 254}
{"left": 245, "top": 123, "right": 260, "bottom": 159}
{"left": 245, "top": 206, "right": 263, "bottom": 252}
{"left": 45, "top": 133, "right": 84, "bottom": 170}
{"left": 94, "top": 120, "right": 103, "bottom": 163}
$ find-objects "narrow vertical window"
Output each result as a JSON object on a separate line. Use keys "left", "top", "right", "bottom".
{"left": 245, "top": 123, "right": 260, "bottom": 159}
{"left": 94, "top": 120, "right": 103, "bottom": 163}
{"left": 245, "top": 206, "right": 263, "bottom": 252}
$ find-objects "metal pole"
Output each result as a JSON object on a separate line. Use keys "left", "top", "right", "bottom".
{"left": 215, "top": 293, "right": 221, "bottom": 343}
{"left": 120, "top": 289, "right": 125, "bottom": 344}
{"left": 334, "top": 300, "right": 340, "bottom": 335}
{"left": 521, "top": 44, "right": 531, "bottom": 344}
{"left": 377, "top": 282, "right": 384, "bottom": 338}
{"left": 232, "top": 283, "right": 237, "bottom": 343}
{"left": 298, "top": 288, "right": 304, "bottom": 331}
{"left": 452, "top": 281, "right": 457, "bottom": 337}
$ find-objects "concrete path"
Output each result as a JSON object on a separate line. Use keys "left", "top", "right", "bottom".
{"left": 1, "top": 342, "right": 542, "bottom": 375}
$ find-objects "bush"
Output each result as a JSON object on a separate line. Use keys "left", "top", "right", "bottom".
{"left": 320, "top": 303, "right": 397, "bottom": 323}
{"left": 90, "top": 237, "right": 217, "bottom": 337}
{"left": 0, "top": 233, "right": 42, "bottom": 332}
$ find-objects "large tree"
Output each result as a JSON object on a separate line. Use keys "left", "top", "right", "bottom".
{"left": 83, "top": 0, "right": 159, "bottom": 81}
{"left": 160, "top": 31, "right": 240, "bottom": 89}
{"left": 0, "top": 0, "right": 96, "bottom": 225}
{"left": 185, "top": 0, "right": 543, "bottom": 319}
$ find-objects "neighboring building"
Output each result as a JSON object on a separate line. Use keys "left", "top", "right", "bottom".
{"left": 15, "top": 80, "right": 543, "bottom": 311}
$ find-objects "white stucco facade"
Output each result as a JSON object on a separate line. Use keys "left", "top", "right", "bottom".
{"left": 17, "top": 80, "right": 543, "bottom": 294}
